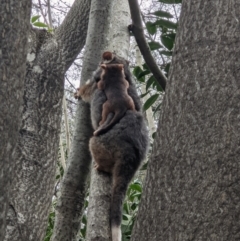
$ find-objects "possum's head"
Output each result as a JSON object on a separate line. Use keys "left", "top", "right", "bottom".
{"left": 102, "top": 51, "right": 114, "bottom": 63}
{"left": 78, "top": 79, "right": 97, "bottom": 103}
{"left": 100, "top": 64, "right": 124, "bottom": 78}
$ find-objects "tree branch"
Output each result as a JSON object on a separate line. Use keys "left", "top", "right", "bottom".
{"left": 54, "top": 0, "right": 91, "bottom": 71}
{"left": 128, "top": 0, "right": 167, "bottom": 91}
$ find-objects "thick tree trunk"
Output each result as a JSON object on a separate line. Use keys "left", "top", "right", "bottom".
{"left": 131, "top": 1, "right": 240, "bottom": 241}
{"left": 4, "top": 0, "right": 91, "bottom": 240}
{"left": 0, "top": 1, "right": 31, "bottom": 240}
{"left": 51, "top": 0, "right": 115, "bottom": 240}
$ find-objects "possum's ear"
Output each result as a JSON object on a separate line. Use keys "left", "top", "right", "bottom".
{"left": 102, "top": 51, "right": 113, "bottom": 63}
{"left": 100, "top": 64, "right": 107, "bottom": 69}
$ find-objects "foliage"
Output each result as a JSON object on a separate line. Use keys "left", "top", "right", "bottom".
{"left": 133, "top": 0, "right": 181, "bottom": 117}
{"left": 31, "top": 15, "right": 53, "bottom": 32}
{"left": 122, "top": 180, "right": 143, "bottom": 241}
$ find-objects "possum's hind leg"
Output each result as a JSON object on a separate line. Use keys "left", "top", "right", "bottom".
{"left": 89, "top": 136, "right": 115, "bottom": 174}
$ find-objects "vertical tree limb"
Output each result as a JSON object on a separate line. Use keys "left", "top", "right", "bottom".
{"left": 4, "top": 0, "right": 91, "bottom": 240}
{"left": 52, "top": 0, "right": 115, "bottom": 240}
{"left": 131, "top": 1, "right": 240, "bottom": 240}
{"left": 86, "top": 1, "right": 132, "bottom": 240}
{"left": 0, "top": 1, "right": 31, "bottom": 240}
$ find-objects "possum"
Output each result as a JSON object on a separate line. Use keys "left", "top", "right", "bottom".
{"left": 93, "top": 64, "right": 136, "bottom": 136}
{"left": 75, "top": 51, "right": 142, "bottom": 113}
{"left": 76, "top": 52, "right": 148, "bottom": 241}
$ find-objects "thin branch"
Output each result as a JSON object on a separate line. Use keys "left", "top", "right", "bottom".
{"left": 59, "top": 135, "right": 66, "bottom": 170}
{"left": 47, "top": 0, "right": 53, "bottom": 28}
{"left": 62, "top": 93, "right": 71, "bottom": 154}
{"left": 65, "top": 75, "right": 77, "bottom": 90}
{"left": 38, "top": 0, "right": 49, "bottom": 25}
{"left": 128, "top": 0, "right": 167, "bottom": 91}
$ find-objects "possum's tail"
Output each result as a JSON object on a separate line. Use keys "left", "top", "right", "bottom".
{"left": 110, "top": 151, "right": 140, "bottom": 241}
{"left": 94, "top": 110, "right": 126, "bottom": 136}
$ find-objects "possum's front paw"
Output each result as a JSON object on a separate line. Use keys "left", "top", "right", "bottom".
{"left": 74, "top": 88, "right": 81, "bottom": 99}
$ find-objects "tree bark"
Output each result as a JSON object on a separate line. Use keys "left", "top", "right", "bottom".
{"left": 131, "top": 1, "right": 240, "bottom": 241}
{"left": 0, "top": 1, "right": 31, "bottom": 240}
{"left": 4, "top": 0, "right": 91, "bottom": 240}
{"left": 86, "top": 2, "right": 132, "bottom": 240}
{"left": 51, "top": 0, "right": 114, "bottom": 240}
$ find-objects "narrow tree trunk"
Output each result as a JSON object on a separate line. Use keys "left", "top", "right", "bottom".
{"left": 86, "top": 1, "right": 132, "bottom": 240}
{"left": 4, "top": 0, "right": 91, "bottom": 240}
{"left": 131, "top": 1, "right": 240, "bottom": 240}
{"left": 0, "top": 1, "right": 31, "bottom": 240}
{"left": 51, "top": 0, "right": 114, "bottom": 240}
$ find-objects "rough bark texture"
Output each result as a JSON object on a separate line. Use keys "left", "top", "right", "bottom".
{"left": 51, "top": 0, "right": 114, "bottom": 240}
{"left": 0, "top": 1, "right": 31, "bottom": 240}
{"left": 131, "top": 1, "right": 240, "bottom": 241}
{"left": 86, "top": 1, "right": 132, "bottom": 241}
{"left": 4, "top": 0, "right": 91, "bottom": 240}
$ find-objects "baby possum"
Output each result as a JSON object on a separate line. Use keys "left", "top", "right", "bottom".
{"left": 75, "top": 51, "right": 142, "bottom": 113}
{"left": 93, "top": 64, "right": 136, "bottom": 136}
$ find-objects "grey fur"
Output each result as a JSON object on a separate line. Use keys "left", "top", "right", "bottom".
{"left": 80, "top": 52, "right": 149, "bottom": 239}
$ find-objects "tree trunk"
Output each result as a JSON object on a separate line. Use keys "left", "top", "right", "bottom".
{"left": 4, "top": 0, "right": 91, "bottom": 240}
{"left": 86, "top": 2, "right": 132, "bottom": 240}
{"left": 51, "top": 0, "right": 116, "bottom": 240}
{"left": 0, "top": 1, "right": 31, "bottom": 240}
{"left": 131, "top": 1, "right": 240, "bottom": 241}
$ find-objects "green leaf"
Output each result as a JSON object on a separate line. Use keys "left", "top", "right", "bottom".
{"left": 152, "top": 80, "right": 164, "bottom": 92}
{"left": 129, "top": 183, "right": 142, "bottom": 192}
{"left": 133, "top": 66, "right": 142, "bottom": 78}
{"left": 138, "top": 70, "right": 150, "bottom": 78}
{"left": 153, "top": 10, "right": 173, "bottom": 18}
{"left": 31, "top": 15, "right": 41, "bottom": 23}
{"left": 160, "top": 50, "right": 173, "bottom": 56}
{"left": 140, "top": 91, "right": 150, "bottom": 98}
{"left": 131, "top": 203, "right": 138, "bottom": 210}
{"left": 164, "top": 62, "right": 171, "bottom": 76}
{"left": 122, "top": 214, "right": 133, "bottom": 221}
{"left": 147, "top": 75, "right": 164, "bottom": 92}
{"left": 142, "top": 63, "right": 149, "bottom": 70}
{"left": 146, "top": 22, "right": 157, "bottom": 35}
{"left": 132, "top": 66, "right": 145, "bottom": 82}
{"left": 155, "top": 19, "right": 178, "bottom": 30}
{"left": 158, "top": 0, "right": 182, "bottom": 3}
{"left": 143, "top": 94, "right": 159, "bottom": 111}
{"left": 33, "top": 22, "right": 48, "bottom": 28}
{"left": 153, "top": 103, "right": 162, "bottom": 116}
{"left": 161, "top": 34, "right": 175, "bottom": 50}
{"left": 148, "top": 41, "right": 162, "bottom": 51}
{"left": 146, "top": 75, "right": 155, "bottom": 91}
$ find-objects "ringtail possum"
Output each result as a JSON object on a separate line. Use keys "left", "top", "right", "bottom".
{"left": 93, "top": 64, "right": 135, "bottom": 136}
{"left": 76, "top": 52, "right": 148, "bottom": 241}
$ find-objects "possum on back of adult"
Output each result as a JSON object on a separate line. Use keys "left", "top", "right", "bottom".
{"left": 94, "top": 64, "right": 136, "bottom": 136}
